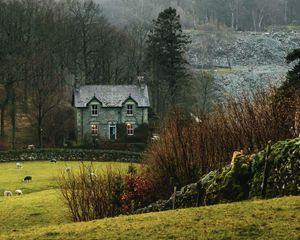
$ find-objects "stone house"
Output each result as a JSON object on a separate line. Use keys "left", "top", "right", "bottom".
{"left": 74, "top": 84, "right": 150, "bottom": 142}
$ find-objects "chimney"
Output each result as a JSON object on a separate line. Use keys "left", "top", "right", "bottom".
{"left": 74, "top": 82, "right": 80, "bottom": 93}
{"left": 137, "top": 76, "right": 145, "bottom": 90}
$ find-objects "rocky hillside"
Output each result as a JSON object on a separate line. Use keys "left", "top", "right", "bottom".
{"left": 187, "top": 30, "right": 300, "bottom": 97}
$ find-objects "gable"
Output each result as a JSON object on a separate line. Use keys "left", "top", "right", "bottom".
{"left": 122, "top": 96, "right": 138, "bottom": 106}
{"left": 86, "top": 96, "right": 102, "bottom": 106}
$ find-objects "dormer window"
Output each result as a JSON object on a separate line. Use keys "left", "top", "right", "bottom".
{"left": 127, "top": 104, "right": 133, "bottom": 116}
{"left": 91, "top": 104, "right": 98, "bottom": 116}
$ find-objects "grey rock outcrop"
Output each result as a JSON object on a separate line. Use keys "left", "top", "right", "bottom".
{"left": 187, "top": 30, "right": 300, "bottom": 98}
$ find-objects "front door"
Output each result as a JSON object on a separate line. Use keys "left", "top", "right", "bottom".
{"left": 109, "top": 125, "right": 116, "bottom": 140}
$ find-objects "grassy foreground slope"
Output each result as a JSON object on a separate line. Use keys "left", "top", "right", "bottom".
{"left": 0, "top": 161, "right": 133, "bottom": 233}
{"left": 0, "top": 190, "right": 68, "bottom": 233}
{"left": 2, "top": 196, "right": 299, "bottom": 240}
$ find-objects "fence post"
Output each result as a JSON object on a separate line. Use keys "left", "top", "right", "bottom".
{"left": 172, "top": 186, "right": 177, "bottom": 210}
{"left": 196, "top": 182, "right": 202, "bottom": 207}
{"left": 131, "top": 200, "right": 135, "bottom": 214}
{"left": 261, "top": 141, "right": 272, "bottom": 198}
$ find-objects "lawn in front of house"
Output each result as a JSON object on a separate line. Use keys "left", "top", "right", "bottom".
{"left": 0, "top": 161, "right": 135, "bottom": 233}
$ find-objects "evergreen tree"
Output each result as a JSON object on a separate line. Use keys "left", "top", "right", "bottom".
{"left": 286, "top": 48, "right": 300, "bottom": 90}
{"left": 146, "top": 7, "right": 190, "bottom": 111}
{"left": 277, "top": 48, "right": 300, "bottom": 97}
{"left": 274, "top": 48, "right": 300, "bottom": 136}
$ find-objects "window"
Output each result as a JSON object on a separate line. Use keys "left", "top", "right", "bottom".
{"left": 127, "top": 123, "right": 134, "bottom": 136}
{"left": 91, "top": 124, "right": 98, "bottom": 135}
{"left": 127, "top": 104, "right": 133, "bottom": 116}
{"left": 91, "top": 104, "right": 98, "bottom": 116}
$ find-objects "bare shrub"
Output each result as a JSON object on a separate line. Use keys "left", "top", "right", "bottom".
{"left": 145, "top": 89, "right": 296, "bottom": 196}
{"left": 58, "top": 163, "right": 122, "bottom": 222}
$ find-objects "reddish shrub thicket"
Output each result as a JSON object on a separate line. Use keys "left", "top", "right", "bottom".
{"left": 145, "top": 89, "right": 298, "bottom": 197}
{"left": 121, "top": 171, "right": 157, "bottom": 213}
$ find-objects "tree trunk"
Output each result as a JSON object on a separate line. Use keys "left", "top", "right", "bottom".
{"left": 235, "top": 1, "right": 240, "bottom": 31}
{"left": 284, "top": 0, "right": 288, "bottom": 24}
{"left": 38, "top": 116, "right": 43, "bottom": 148}
{"left": 231, "top": 12, "right": 234, "bottom": 29}
{"left": 0, "top": 84, "right": 11, "bottom": 137}
{"left": 252, "top": 10, "right": 257, "bottom": 32}
{"left": 0, "top": 106, "right": 6, "bottom": 137}
{"left": 258, "top": 9, "right": 265, "bottom": 32}
{"left": 10, "top": 87, "right": 16, "bottom": 150}
{"left": 82, "top": 25, "right": 89, "bottom": 84}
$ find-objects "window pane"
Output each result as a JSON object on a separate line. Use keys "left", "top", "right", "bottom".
{"left": 91, "top": 105, "right": 98, "bottom": 116}
{"left": 91, "top": 124, "right": 98, "bottom": 135}
{"left": 127, "top": 104, "right": 133, "bottom": 115}
{"left": 127, "top": 123, "right": 134, "bottom": 135}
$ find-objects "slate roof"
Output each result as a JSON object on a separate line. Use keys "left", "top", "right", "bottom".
{"left": 74, "top": 85, "right": 150, "bottom": 108}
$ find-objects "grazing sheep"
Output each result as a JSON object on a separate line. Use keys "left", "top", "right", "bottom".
{"left": 151, "top": 133, "right": 160, "bottom": 142}
{"left": 4, "top": 191, "right": 12, "bottom": 197}
{"left": 23, "top": 176, "right": 32, "bottom": 182}
{"left": 90, "top": 172, "right": 97, "bottom": 178}
{"left": 16, "top": 162, "right": 23, "bottom": 169}
{"left": 27, "top": 144, "right": 35, "bottom": 150}
{"left": 50, "top": 159, "right": 57, "bottom": 163}
{"left": 65, "top": 167, "right": 71, "bottom": 172}
{"left": 15, "top": 189, "right": 23, "bottom": 195}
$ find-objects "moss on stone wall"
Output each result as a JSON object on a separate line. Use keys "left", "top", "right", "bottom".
{"left": 136, "top": 138, "right": 300, "bottom": 214}
{"left": 250, "top": 138, "right": 300, "bottom": 198}
{"left": 205, "top": 151, "right": 253, "bottom": 204}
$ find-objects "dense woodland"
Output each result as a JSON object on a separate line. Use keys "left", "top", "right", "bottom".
{"left": 0, "top": 0, "right": 300, "bottom": 149}
{"left": 99, "top": 0, "right": 300, "bottom": 31}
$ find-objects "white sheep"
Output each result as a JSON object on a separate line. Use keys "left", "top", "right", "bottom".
{"left": 16, "top": 162, "right": 23, "bottom": 169}
{"left": 151, "top": 134, "right": 160, "bottom": 142}
{"left": 27, "top": 144, "right": 35, "bottom": 150}
{"left": 4, "top": 191, "right": 12, "bottom": 197}
{"left": 90, "top": 172, "right": 97, "bottom": 178}
{"left": 65, "top": 167, "right": 71, "bottom": 172}
{"left": 15, "top": 189, "right": 23, "bottom": 195}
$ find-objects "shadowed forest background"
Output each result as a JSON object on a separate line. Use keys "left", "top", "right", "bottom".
{"left": 0, "top": 0, "right": 300, "bottom": 149}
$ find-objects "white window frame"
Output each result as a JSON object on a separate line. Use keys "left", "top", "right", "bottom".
{"left": 127, "top": 104, "right": 133, "bottom": 116}
{"left": 91, "top": 104, "right": 98, "bottom": 116}
{"left": 91, "top": 124, "right": 98, "bottom": 136}
{"left": 127, "top": 123, "right": 134, "bottom": 136}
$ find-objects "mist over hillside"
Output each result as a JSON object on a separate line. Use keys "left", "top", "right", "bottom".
{"left": 93, "top": 0, "right": 300, "bottom": 98}
{"left": 95, "top": 0, "right": 300, "bottom": 31}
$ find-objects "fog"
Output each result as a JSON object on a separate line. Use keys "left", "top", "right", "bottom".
{"left": 94, "top": 0, "right": 300, "bottom": 31}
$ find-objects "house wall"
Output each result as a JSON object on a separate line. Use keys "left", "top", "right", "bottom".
{"left": 76, "top": 99, "right": 148, "bottom": 142}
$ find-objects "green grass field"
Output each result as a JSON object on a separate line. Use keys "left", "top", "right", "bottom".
{"left": 0, "top": 161, "right": 133, "bottom": 234}
{"left": 0, "top": 161, "right": 299, "bottom": 240}
{"left": 1, "top": 196, "right": 299, "bottom": 240}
